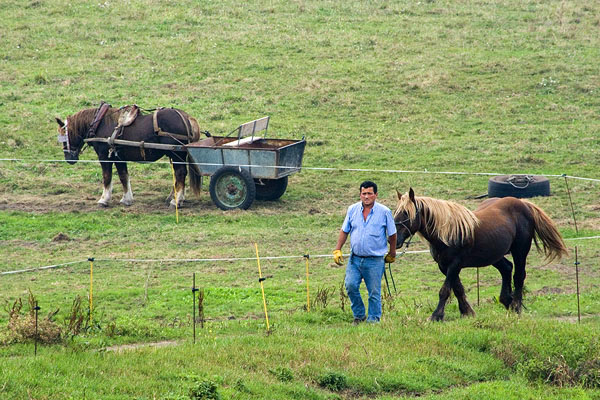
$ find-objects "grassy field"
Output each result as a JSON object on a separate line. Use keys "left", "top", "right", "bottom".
{"left": 1, "top": 0, "right": 600, "bottom": 398}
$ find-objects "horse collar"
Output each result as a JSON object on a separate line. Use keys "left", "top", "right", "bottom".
{"left": 87, "top": 102, "right": 111, "bottom": 139}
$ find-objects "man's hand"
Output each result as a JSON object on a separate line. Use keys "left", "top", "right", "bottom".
{"left": 333, "top": 250, "right": 344, "bottom": 265}
{"left": 384, "top": 253, "right": 396, "bottom": 263}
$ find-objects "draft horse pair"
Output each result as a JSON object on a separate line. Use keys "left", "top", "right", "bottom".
{"left": 56, "top": 103, "right": 206, "bottom": 207}
{"left": 393, "top": 188, "right": 567, "bottom": 321}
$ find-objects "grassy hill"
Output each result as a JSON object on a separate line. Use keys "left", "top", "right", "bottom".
{"left": 1, "top": 0, "right": 599, "bottom": 398}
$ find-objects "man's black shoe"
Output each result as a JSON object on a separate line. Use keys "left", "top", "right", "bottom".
{"left": 352, "top": 317, "right": 366, "bottom": 326}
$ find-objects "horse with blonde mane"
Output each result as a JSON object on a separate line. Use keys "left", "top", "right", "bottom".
{"left": 394, "top": 188, "right": 567, "bottom": 321}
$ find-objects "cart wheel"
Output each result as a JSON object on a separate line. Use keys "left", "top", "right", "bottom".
{"left": 209, "top": 167, "right": 256, "bottom": 210}
{"left": 254, "top": 177, "right": 288, "bottom": 201}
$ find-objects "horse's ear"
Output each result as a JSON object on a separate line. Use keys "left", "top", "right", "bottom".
{"left": 396, "top": 189, "right": 402, "bottom": 200}
{"left": 409, "top": 187, "right": 415, "bottom": 203}
{"left": 56, "top": 117, "right": 65, "bottom": 128}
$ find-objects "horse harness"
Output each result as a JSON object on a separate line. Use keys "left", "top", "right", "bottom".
{"left": 86, "top": 103, "right": 199, "bottom": 160}
{"left": 395, "top": 202, "right": 421, "bottom": 253}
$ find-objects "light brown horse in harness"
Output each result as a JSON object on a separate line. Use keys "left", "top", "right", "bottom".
{"left": 56, "top": 103, "right": 206, "bottom": 207}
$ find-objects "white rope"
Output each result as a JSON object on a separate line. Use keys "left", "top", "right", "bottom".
{"left": 0, "top": 260, "right": 84, "bottom": 275}
{"left": 0, "top": 251, "right": 431, "bottom": 276}
{"left": 1, "top": 158, "right": 599, "bottom": 182}
{"left": 4, "top": 234, "right": 600, "bottom": 277}
{"left": 565, "top": 235, "right": 600, "bottom": 241}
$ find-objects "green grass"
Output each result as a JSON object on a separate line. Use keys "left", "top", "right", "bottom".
{"left": 1, "top": 0, "right": 600, "bottom": 398}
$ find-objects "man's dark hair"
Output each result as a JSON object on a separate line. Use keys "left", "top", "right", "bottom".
{"left": 359, "top": 180, "right": 377, "bottom": 194}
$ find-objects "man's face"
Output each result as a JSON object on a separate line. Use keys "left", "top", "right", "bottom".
{"left": 360, "top": 187, "right": 377, "bottom": 207}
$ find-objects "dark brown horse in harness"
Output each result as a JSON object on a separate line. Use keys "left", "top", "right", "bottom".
{"left": 394, "top": 188, "right": 568, "bottom": 321}
{"left": 56, "top": 103, "right": 206, "bottom": 207}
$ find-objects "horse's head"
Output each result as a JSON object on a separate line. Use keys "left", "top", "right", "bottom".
{"left": 56, "top": 117, "right": 83, "bottom": 164}
{"left": 393, "top": 188, "right": 421, "bottom": 249}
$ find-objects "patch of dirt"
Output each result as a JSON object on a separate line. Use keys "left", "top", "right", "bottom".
{"left": 555, "top": 314, "right": 600, "bottom": 323}
{"left": 104, "top": 340, "right": 180, "bottom": 353}
{"left": 52, "top": 233, "right": 71, "bottom": 242}
{"left": 0, "top": 193, "right": 213, "bottom": 215}
{"left": 532, "top": 286, "right": 563, "bottom": 295}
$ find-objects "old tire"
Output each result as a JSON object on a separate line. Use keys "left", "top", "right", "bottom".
{"left": 209, "top": 167, "right": 256, "bottom": 210}
{"left": 488, "top": 175, "right": 550, "bottom": 198}
{"left": 254, "top": 177, "right": 288, "bottom": 201}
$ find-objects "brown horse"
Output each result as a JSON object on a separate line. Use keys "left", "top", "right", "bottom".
{"left": 394, "top": 188, "right": 568, "bottom": 321}
{"left": 56, "top": 103, "right": 205, "bottom": 207}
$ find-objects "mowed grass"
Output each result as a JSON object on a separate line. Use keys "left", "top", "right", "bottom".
{"left": 1, "top": 0, "right": 600, "bottom": 399}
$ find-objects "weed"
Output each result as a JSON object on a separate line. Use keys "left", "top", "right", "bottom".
{"left": 312, "top": 286, "right": 335, "bottom": 310}
{"left": 189, "top": 380, "right": 220, "bottom": 400}
{"left": 339, "top": 282, "right": 348, "bottom": 312}
{"left": 65, "top": 295, "right": 88, "bottom": 337}
{"left": 1, "top": 291, "right": 62, "bottom": 345}
{"left": 317, "top": 371, "right": 348, "bottom": 391}
{"left": 575, "top": 359, "right": 600, "bottom": 389}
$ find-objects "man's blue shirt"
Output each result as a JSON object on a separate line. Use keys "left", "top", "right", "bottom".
{"left": 341, "top": 201, "right": 397, "bottom": 257}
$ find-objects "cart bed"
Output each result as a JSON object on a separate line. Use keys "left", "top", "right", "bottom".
{"left": 186, "top": 137, "right": 306, "bottom": 180}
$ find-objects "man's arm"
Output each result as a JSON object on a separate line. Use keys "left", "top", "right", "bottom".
{"left": 387, "top": 233, "right": 397, "bottom": 257}
{"left": 335, "top": 230, "right": 349, "bottom": 251}
{"left": 333, "top": 230, "right": 349, "bottom": 265}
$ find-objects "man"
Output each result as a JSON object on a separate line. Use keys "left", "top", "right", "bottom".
{"left": 333, "top": 181, "right": 397, "bottom": 324}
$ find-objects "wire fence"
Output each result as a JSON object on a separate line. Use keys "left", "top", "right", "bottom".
{"left": 1, "top": 157, "right": 600, "bottom": 183}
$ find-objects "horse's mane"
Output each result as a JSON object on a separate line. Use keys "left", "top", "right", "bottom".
{"left": 67, "top": 107, "right": 119, "bottom": 140}
{"left": 395, "top": 193, "right": 480, "bottom": 246}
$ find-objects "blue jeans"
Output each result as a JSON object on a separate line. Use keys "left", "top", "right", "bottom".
{"left": 344, "top": 255, "right": 385, "bottom": 322}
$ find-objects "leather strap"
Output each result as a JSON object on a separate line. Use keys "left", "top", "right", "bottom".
{"left": 87, "top": 102, "right": 111, "bottom": 138}
{"left": 153, "top": 108, "right": 194, "bottom": 142}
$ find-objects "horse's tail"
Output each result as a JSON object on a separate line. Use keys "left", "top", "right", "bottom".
{"left": 523, "top": 200, "right": 568, "bottom": 262}
{"left": 187, "top": 154, "right": 202, "bottom": 196}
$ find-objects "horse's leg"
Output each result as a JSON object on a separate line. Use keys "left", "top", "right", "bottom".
{"left": 492, "top": 257, "right": 514, "bottom": 309}
{"left": 169, "top": 158, "right": 187, "bottom": 208}
{"left": 115, "top": 161, "right": 134, "bottom": 206}
{"left": 98, "top": 160, "right": 113, "bottom": 207}
{"left": 509, "top": 240, "right": 532, "bottom": 313}
{"left": 510, "top": 252, "right": 529, "bottom": 314}
{"left": 451, "top": 273, "right": 475, "bottom": 317}
{"left": 430, "top": 261, "right": 460, "bottom": 321}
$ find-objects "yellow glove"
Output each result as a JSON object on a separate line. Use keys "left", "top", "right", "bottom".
{"left": 333, "top": 250, "right": 344, "bottom": 265}
{"left": 384, "top": 253, "right": 396, "bottom": 263}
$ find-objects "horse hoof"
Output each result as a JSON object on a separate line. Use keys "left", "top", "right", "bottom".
{"left": 429, "top": 314, "right": 444, "bottom": 322}
{"left": 98, "top": 202, "right": 109, "bottom": 208}
{"left": 120, "top": 200, "right": 133, "bottom": 206}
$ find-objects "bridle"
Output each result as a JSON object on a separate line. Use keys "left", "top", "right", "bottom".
{"left": 58, "top": 103, "right": 110, "bottom": 159}
{"left": 394, "top": 203, "right": 421, "bottom": 250}
{"left": 57, "top": 119, "right": 78, "bottom": 158}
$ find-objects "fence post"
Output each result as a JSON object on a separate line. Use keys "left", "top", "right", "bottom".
{"left": 34, "top": 301, "right": 40, "bottom": 356}
{"left": 170, "top": 159, "right": 179, "bottom": 223}
{"left": 304, "top": 254, "right": 310, "bottom": 312}
{"left": 563, "top": 174, "right": 578, "bottom": 234}
{"left": 575, "top": 246, "right": 581, "bottom": 324}
{"left": 477, "top": 267, "right": 480, "bottom": 307}
{"left": 88, "top": 257, "right": 94, "bottom": 325}
{"left": 255, "top": 243, "right": 270, "bottom": 333}
{"left": 192, "top": 273, "right": 199, "bottom": 344}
